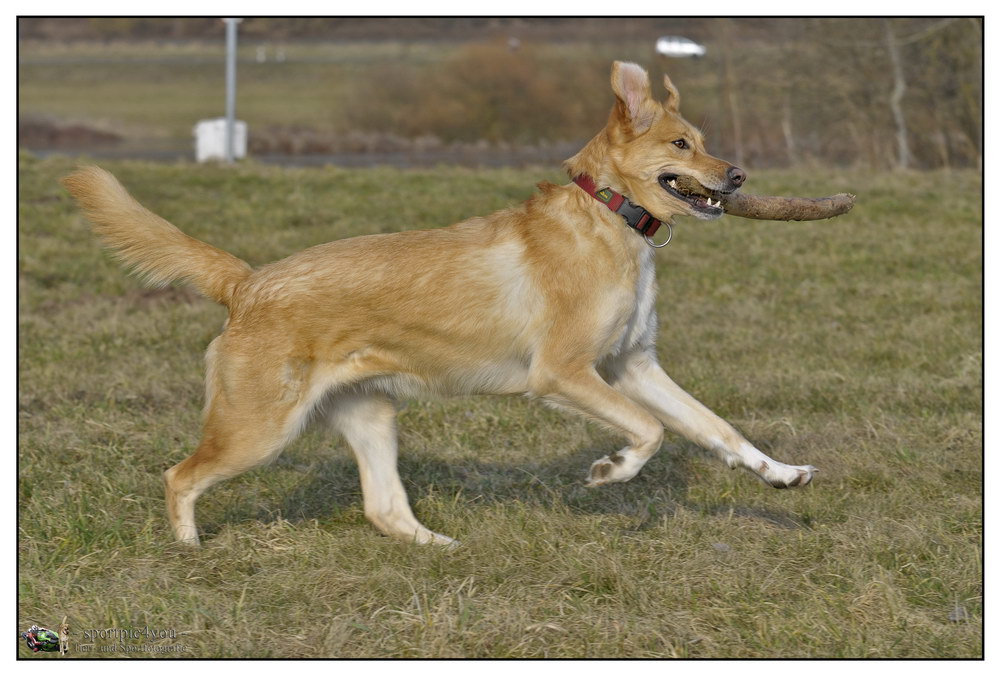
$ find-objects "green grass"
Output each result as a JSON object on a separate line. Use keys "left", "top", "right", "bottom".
{"left": 18, "top": 153, "right": 981, "bottom": 657}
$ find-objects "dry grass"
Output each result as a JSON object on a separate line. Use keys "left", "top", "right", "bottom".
{"left": 18, "top": 154, "right": 981, "bottom": 657}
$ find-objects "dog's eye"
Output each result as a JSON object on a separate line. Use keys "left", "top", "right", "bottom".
{"left": 672, "top": 139, "right": 688, "bottom": 149}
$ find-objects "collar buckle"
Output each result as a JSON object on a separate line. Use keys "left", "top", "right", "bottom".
{"left": 614, "top": 198, "right": 659, "bottom": 236}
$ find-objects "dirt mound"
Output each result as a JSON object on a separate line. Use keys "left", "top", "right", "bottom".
{"left": 18, "top": 117, "right": 122, "bottom": 148}
{"left": 248, "top": 127, "right": 444, "bottom": 155}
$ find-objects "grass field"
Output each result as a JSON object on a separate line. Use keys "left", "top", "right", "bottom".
{"left": 18, "top": 153, "right": 981, "bottom": 657}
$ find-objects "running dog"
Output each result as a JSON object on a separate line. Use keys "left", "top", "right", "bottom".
{"left": 64, "top": 62, "right": 815, "bottom": 547}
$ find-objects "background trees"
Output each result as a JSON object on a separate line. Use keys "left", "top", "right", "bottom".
{"left": 18, "top": 17, "right": 982, "bottom": 169}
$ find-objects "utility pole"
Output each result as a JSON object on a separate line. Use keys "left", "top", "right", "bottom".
{"left": 223, "top": 18, "right": 242, "bottom": 164}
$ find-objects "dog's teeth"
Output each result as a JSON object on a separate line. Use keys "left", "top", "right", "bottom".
{"left": 669, "top": 180, "right": 677, "bottom": 188}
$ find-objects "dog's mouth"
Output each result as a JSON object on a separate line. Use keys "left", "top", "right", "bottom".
{"left": 658, "top": 174, "right": 726, "bottom": 217}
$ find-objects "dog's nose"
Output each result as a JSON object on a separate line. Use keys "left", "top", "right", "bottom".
{"left": 727, "top": 166, "right": 747, "bottom": 187}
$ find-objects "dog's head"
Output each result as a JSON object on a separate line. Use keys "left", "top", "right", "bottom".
{"left": 567, "top": 62, "right": 745, "bottom": 222}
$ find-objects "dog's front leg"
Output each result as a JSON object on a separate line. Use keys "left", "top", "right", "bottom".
{"left": 606, "top": 351, "right": 816, "bottom": 488}
{"left": 530, "top": 365, "right": 664, "bottom": 486}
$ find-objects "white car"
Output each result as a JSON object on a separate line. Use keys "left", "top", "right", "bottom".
{"left": 655, "top": 36, "right": 707, "bottom": 58}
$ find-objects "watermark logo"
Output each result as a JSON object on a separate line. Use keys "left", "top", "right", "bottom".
{"left": 21, "top": 619, "right": 188, "bottom": 656}
{"left": 77, "top": 625, "right": 188, "bottom": 654}
{"left": 20, "top": 617, "right": 69, "bottom": 655}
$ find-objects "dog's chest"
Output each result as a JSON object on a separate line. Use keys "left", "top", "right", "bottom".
{"left": 607, "top": 246, "right": 658, "bottom": 356}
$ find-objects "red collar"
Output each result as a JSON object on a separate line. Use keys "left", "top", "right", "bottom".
{"left": 572, "top": 174, "right": 662, "bottom": 237}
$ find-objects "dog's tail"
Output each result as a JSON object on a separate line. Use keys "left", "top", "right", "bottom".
{"left": 62, "top": 166, "right": 252, "bottom": 307}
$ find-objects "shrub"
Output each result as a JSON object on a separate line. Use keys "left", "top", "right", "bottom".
{"left": 342, "top": 43, "right": 613, "bottom": 145}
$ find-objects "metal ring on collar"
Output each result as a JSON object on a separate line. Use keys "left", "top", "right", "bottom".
{"left": 644, "top": 221, "right": 673, "bottom": 248}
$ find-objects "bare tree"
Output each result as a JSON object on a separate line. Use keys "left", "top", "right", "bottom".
{"left": 719, "top": 19, "right": 745, "bottom": 167}
{"left": 885, "top": 19, "right": 912, "bottom": 170}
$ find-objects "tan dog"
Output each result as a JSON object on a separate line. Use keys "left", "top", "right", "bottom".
{"left": 64, "top": 62, "right": 815, "bottom": 547}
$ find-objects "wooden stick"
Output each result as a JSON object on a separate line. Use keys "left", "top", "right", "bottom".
{"left": 720, "top": 192, "right": 856, "bottom": 221}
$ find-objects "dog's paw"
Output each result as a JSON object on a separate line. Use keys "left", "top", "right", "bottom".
{"left": 410, "top": 529, "right": 458, "bottom": 547}
{"left": 585, "top": 456, "right": 615, "bottom": 487}
{"left": 171, "top": 524, "right": 201, "bottom": 547}
{"left": 584, "top": 453, "right": 639, "bottom": 487}
{"left": 431, "top": 533, "right": 460, "bottom": 548}
{"left": 759, "top": 462, "right": 817, "bottom": 489}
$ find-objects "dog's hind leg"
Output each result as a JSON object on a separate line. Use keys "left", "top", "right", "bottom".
{"left": 164, "top": 352, "right": 318, "bottom": 546}
{"left": 607, "top": 351, "right": 816, "bottom": 488}
{"left": 164, "top": 405, "right": 304, "bottom": 546}
{"left": 326, "top": 391, "right": 455, "bottom": 545}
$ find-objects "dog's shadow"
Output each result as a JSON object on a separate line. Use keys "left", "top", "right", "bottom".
{"left": 204, "top": 438, "right": 809, "bottom": 537}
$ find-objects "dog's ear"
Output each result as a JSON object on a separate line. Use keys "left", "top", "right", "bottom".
{"left": 610, "top": 61, "right": 658, "bottom": 136}
{"left": 662, "top": 73, "right": 681, "bottom": 113}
